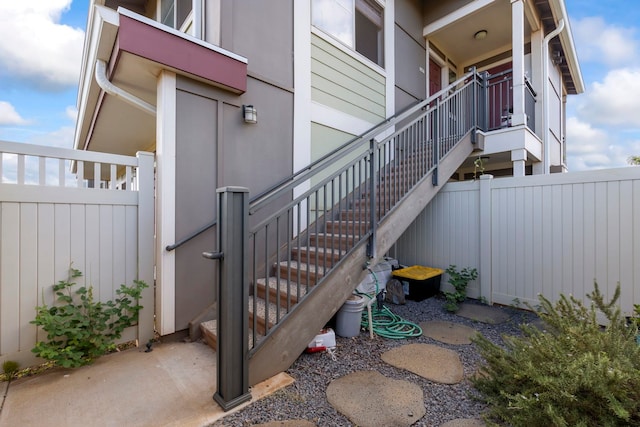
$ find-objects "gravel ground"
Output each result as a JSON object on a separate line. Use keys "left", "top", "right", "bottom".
{"left": 210, "top": 296, "right": 538, "bottom": 427}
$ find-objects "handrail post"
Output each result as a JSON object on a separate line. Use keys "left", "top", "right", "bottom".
{"left": 367, "top": 138, "right": 377, "bottom": 259}
{"left": 480, "top": 71, "right": 489, "bottom": 131}
{"left": 470, "top": 67, "right": 478, "bottom": 145}
{"left": 210, "top": 186, "right": 251, "bottom": 411}
{"left": 432, "top": 99, "right": 440, "bottom": 186}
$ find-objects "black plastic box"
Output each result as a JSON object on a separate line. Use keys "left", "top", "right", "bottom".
{"left": 392, "top": 266, "right": 443, "bottom": 301}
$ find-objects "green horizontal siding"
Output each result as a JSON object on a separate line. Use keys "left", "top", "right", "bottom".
{"left": 309, "top": 123, "right": 369, "bottom": 213}
{"left": 310, "top": 123, "right": 366, "bottom": 191}
{"left": 311, "top": 122, "right": 354, "bottom": 161}
{"left": 311, "top": 34, "right": 386, "bottom": 123}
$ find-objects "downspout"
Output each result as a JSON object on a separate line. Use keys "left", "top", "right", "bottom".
{"left": 95, "top": 59, "right": 156, "bottom": 116}
{"left": 542, "top": 19, "right": 564, "bottom": 174}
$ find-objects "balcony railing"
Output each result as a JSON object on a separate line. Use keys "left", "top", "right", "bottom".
{"left": 485, "top": 69, "right": 536, "bottom": 133}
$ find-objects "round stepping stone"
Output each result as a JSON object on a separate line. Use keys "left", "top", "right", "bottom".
{"left": 253, "top": 421, "right": 316, "bottom": 427}
{"left": 381, "top": 343, "right": 464, "bottom": 384}
{"left": 420, "top": 321, "right": 478, "bottom": 345}
{"left": 456, "top": 303, "right": 510, "bottom": 324}
{"left": 326, "top": 371, "right": 426, "bottom": 427}
{"left": 440, "top": 419, "right": 485, "bottom": 427}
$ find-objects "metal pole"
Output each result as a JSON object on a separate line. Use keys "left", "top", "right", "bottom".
{"left": 367, "top": 139, "right": 377, "bottom": 259}
{"left": 481, "top": 71, "right": 489, "bottom": 131}
{"left": 432, "top": 99, "right": 440, "bottom": 186}
{"left": 208, "top": 186, "right": 251, "bottom": 411}
{"left": 470, "top": 67, "right": 478, "bottom": 145}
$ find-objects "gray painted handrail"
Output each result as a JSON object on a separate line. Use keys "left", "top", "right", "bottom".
{"left": 166, "top": 68, "right": 481, "bottom": 252}
{"left": 249, "top": 68, "right": 478, "bottom": 214}
{"left": 165, "top": 219, "right": 218, "bottom": 251}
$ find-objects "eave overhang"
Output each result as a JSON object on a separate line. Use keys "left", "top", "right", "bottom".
{"left": 539, "top": 0, "right": 585, "bottom": 95}
{"left": 73, "top": 6, "right": 248, "bottom": 155}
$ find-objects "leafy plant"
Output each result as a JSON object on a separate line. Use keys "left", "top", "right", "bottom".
{"left": 31, "top": 268, "right": 147, "bottom": 368}
{"left": 628, "top": 155, "right": 640, "bottom": 166}
{"left": 633, "top": 304, "right": 640, "bottom": 345}
{"left": 474, "top": 156, "right": 486, "bottom": 179}
{"left": 471, "top": 283, "right": 640, "bottom": 426}
{"left": 443, "top": 265, "right": 478, "bottom": 312}
{"left": 2, "top": 360, "right": 19, "bottom": 381}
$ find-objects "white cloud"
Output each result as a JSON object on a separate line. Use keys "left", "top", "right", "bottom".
{"left": 0, "top": 101, "right": 29, "bottom": 125}
{"left": 575, "top": 68, "right": 640, "bottom": 127}
{"left": 572, "top": 17, "right": 638, "bottom": 66}
{"left": 65, "top": 105, "right": 78, "bottom": 123}
{"left": 566, "top": 116, "right": 639, "bottom": 170}
{"left": 566, "top": 116, "right": 609, "bottom": 155}
{"left": 0, "top": 1, "right": 85, "bottom": 90}
{"left": 29, "top": 125, "right": 76, "bottom": 149}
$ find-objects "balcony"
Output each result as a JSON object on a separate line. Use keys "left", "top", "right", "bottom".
{"left": 485, "top": 68, "right": 537, "bottom": 134}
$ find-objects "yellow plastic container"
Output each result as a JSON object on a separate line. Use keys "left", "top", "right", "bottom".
{"left": 392, "top": 265, "right": 444, "bottom": 301}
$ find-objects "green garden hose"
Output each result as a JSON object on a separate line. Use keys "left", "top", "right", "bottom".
{"left": 361, "top": 303, "right": 423, "bottom": 339}
{"left": 356, "top": 267, "right": 423, "bottom": 339}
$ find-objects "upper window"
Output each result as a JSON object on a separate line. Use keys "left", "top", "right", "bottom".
{"left": 161, "top": 0, "right": 193, "bottom": 32}
{"left": 312, "top": 0, "right": 384, "bottom": 67}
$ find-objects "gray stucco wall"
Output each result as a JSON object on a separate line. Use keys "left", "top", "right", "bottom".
{"left": 395, "top": 0, "right": 427, "bottom": 111}
{"left": 172, "top": 56, "right": 294, "bottom": 330}
{"left": 220, "top": 0, "right": 293, "bottom": 89}
{"left": 169, "top": 1, "right": 294, "bottom": 331}
{"left": 175, "top": 88, "right": 218, "bottom": 329}
{"left": 217, "top": 79, "right": 294, "bottom": 193}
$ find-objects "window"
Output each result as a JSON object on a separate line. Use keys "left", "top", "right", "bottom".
{"left": 312, "top": 0, "right": 384, "bottom": 67}
{"left": 161, "top": 0, "right": 193, "bottom": 31}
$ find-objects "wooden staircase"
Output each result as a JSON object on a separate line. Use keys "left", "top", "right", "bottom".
{"left": 201, "top": 129, "right": 476, "bottom": 385}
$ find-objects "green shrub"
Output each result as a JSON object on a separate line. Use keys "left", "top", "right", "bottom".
{"left": 2, "top": 360, "right": 19, "bottom": 381}
{"left": 443, "top": 265, "right": 478, "bottom": 312}
{"left": 633, "top": 304, "right": 640, "bottom": 334}
{"left": 31, "top": 268, "right": 147, "bottom": 368}
{"left": 471, "top": 283, "right": 640, "bottom": 426}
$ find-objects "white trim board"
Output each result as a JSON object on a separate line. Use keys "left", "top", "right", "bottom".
{"left": 311, "top": 102, "right": 376, "bottom": 136}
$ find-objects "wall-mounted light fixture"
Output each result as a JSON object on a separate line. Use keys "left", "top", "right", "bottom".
{"left": 474, "top": 30, "right": 488, "bottom": 40}
{"left": 242, "top": 105, "right": 257, "bottom": 124}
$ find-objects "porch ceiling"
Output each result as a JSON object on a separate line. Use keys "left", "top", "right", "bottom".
{"left": 425, "top": 1, "right": 518, "bottom": 68}
{"left": 74, "top": 6, "right": 248, "bottom": 156}
{"left": 423, "top": 0, "right": 583, "bottom": 95}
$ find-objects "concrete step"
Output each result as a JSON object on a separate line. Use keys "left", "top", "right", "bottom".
{"left": 352, "top": 197, "right": 397, "bottom": 212}
{"left": 256, "top": 276, "right": 308, "bottom": 307}
{"left": 325, "top": 220, "right": 369, "bottom": 235}
{"left": 340, "top": 209, "right": 371, "bottom": 221}
{"left": 200, "top": 319, "right": 264, "bottom": 350}
{"left": 291, "top": 246, "right": 345, "bottom": 267}
{"left": 276, "top": 260, "right": 326, "bottom": 286}
{"left": 200, "top": 294, "right": 280, "bottom": 351}
{"left": 249, "top": 295, "right": 281, "bottom": 334}
{"left": 309, "top": 233, "right": 359, "bottom": 251}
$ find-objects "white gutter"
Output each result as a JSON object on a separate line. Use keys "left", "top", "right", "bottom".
{"left": 95, "top": 59, "right": 156, "bottom": 116}
{"left": 542, "top": 18, "right": 564, "bottom": 174}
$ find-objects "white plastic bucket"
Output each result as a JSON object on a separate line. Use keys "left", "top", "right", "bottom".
{"left": 336, "top": 295, "right": 365, "bottom": 337}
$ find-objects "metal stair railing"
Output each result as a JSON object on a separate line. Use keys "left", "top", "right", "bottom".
{"left": 246, "top": 68, "right": 485, "bottom": 354}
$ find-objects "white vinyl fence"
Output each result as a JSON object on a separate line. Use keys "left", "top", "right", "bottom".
{"left": 0, "top": 140, "right": 155, "bottom": 368}
{"left": 393, "top": 167, "right": 640, "bottom": 316}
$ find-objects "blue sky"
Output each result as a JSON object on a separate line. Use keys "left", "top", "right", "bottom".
{"left": 0, "top": 0, "right": 639, "bottom": 171}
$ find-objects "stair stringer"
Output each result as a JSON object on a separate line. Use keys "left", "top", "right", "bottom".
{"left": 248, "top": 131, "right": 476, "bottom": 386}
